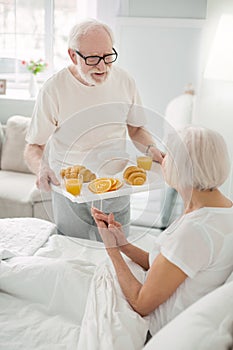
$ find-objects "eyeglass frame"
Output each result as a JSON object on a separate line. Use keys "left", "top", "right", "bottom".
{"left": 74, "top": 47, "right": 118, "bottom": 66}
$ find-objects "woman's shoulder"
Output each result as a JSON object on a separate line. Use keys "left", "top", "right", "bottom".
{"left": 167, "top": 206, "right": 233, "bottom": 241}
{"left": 184, "top": 206, "right": 233, "bottom": 228}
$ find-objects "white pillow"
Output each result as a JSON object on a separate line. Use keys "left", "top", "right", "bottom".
{"left": 0, "top": 122, "right": 4, "bottom": 167}
{"left": 1, "top": 115, "right": 31, "bottom": 173}
{"left": 144, "top": 281, "right": 233, "bottom": 350}
{"left": 226, "top": 270, "right": 233, "bottom": 283}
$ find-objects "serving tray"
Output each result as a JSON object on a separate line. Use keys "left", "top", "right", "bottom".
{"left": 51, "top": 162, "right": 164, "bottom": 203}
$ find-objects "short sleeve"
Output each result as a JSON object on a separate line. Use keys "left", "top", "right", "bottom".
{"left": 26, "top": 88, "right": 58, "bottom": 145}
{"left": 161, "top": 221, "right": 212, "bottom": 278}
{"left": 127, "top": 104, "right": 147, "bottom": 127}
{"left": 126, "top": 76, "right": 147, "bottom": 127}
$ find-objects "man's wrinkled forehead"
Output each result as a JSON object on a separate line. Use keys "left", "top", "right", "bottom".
{"left": 77, "top": 28, "right": 113, "bottom": 53}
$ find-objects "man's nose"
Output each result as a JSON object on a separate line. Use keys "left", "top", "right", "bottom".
{"left": 96, "top": 58, "right": 106, "bottom": 70}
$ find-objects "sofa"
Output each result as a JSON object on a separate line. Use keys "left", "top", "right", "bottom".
{"left": 0, "top": 115, "right": 53, "bottom": 221}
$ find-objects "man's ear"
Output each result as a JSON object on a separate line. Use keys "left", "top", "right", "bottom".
{"left": 68, "top": 48, "right": 78, "bottom": 64}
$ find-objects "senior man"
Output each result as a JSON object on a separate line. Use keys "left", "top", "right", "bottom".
{"left": 24, "top": 19, "right": 163, "bottom": 240}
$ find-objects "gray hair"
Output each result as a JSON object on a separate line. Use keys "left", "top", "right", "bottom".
{"left": 68, "top": 19, "right": 114, "bottom": 50}
{"left": 164, "top": 126, "right": 230, "bottom": 191}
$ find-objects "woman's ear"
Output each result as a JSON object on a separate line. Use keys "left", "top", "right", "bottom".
{"left": 68, "top": 48, "right": 78, "bottom": 64}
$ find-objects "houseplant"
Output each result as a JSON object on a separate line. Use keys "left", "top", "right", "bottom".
{"left": 22, "top": 59, "right": 47, "bottom": 97}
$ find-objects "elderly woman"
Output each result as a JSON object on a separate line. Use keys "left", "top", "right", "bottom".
{"left": 92, "top": 126, "right": 233, "bottom": 334}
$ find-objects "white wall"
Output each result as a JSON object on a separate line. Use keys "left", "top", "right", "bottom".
{"left": 127, "top": 0, "right": 207, "bottom": 18}
{"left": 115, "top": 0, "right": 206, "bottom": 151}
{"left": 116, "top": 0, "right": 232, "bottom": 199}
{"left": 195, "top": 0, "right": 233, "bottom": 198}
{"left": 0, "top": 97, "right": 35, "bottom": 124}
{"left": 116, "top": 0, "right": 206, "bottom": 116}
{"left": 116, "top": 17, "right": 204, "bottom": 116}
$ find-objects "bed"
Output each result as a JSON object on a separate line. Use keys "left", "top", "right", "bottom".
{"left": 0, "top": 218, "right": 156, "bottom": 350}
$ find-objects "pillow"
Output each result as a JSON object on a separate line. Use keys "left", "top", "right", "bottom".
{"left": 144, "top": 281, "right": 233, "bottom": 350}
{"left": 1, "top": 115, "right": 31, "bottom": 173}
{"left": 226, "top": 270, "right": 233, "bottom": 283}
{"left": 0, "top": 122, "right": 4, "bottom": 168}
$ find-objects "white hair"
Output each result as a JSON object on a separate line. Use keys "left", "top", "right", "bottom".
{"left": 164, "top": 126, "right": 230, "bottom": 191}
{"left": 68, "top": 19, "right": 114, "bottom": 50}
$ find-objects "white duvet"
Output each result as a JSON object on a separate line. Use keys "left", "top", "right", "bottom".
{"left": 0, "top": 227, "right": 154, "bottom": 350}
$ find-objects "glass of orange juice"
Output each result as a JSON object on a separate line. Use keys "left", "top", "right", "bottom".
{"left": 137, "top": 155, "right": 153, "bottom": 170}
{"left": 64, "top": 174, "right": 83, "bottom": 196}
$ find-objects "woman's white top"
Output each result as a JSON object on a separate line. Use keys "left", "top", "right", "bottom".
{"left": 149, "top": 206, "right": 233, "bottom": 334}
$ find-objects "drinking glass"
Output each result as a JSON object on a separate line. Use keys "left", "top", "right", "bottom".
{"left": 136, "top": 155, "right": 153, "bottom": 170}
{"left": 64, "top": 174, "right": 83, "bottom": 196}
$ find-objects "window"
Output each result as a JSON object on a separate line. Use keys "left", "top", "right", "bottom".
{"left": 0, "top": 0, "right": 89, "bottom": 89}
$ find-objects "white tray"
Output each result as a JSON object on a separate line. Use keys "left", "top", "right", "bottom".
{"left": 51, "top": 162, "right": 164, "bottom": 204}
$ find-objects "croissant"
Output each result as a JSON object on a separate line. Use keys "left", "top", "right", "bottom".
{"left": 79, "top": 168, "right": 96, "bottom": 182}
{"left": 123, "top": 166, "right": 147, "bottom": 185}
{"left": 72, "top": 165, "right": 86, "bottom": 173}
{"left": 60, "top": 164, "right": 96, "bottom": 182}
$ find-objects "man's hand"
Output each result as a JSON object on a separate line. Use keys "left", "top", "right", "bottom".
{"left": 36, "top": 166, "right": 60, "bottom": 192}
{"left": 149, "top": 147, "right": 165, "bottom": 164}
{"left": 127, "top": 125, "right": 165, "bottom": 164}
{"left": 24, "top": 143, "right": 60, "bottom": 192}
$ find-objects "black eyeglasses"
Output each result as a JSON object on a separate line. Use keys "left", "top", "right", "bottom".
{"left": 75, "top": 47, "right": 118, "bottom": 66}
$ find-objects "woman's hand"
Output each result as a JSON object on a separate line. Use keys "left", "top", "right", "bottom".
{"left": 91, "top": 208, "right": 128, "bottom": 249}
{"left": 91, "top": 207, "right": 117, "bottom": 249}
{"left": 107, "top": 213, "right": 129, "bottom": 248}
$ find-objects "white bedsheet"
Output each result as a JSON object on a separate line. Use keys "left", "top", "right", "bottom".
{"left": 0, "top": 231, "right": 155, "bottom": 350}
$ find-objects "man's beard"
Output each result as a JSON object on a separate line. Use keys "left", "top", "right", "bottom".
{"left": 76, "top": 64, "right": 111, "bottom": 86}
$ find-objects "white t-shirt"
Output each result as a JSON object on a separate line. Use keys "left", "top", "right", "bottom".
{"left": 26, "top": 65, "right": 146, "bottom": 173}
{"left": 149, "top": 206, "right": 233, "bottom": 334}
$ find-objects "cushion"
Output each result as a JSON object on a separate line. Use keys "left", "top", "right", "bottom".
{"left": 1, "top": 115, "right": 31, "bottom": 173}
{"left": 144, "top": 281, "right": 233, "bottom": 350}
{"left": 226, "top": 270, "right": 233, "bottom": 283}
{"left": 0, "top": 122, "right": 4, "bottom": 167}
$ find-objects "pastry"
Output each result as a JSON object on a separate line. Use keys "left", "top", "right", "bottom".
{"left": 60, "top": 164, "right": 96, "bottom": 182}
{"left": 79, "top": 168, "right": 96, "bottom": 182}
{"left": 127, "top": 171, "right": 147, "bottom": 185}
{"left": 123, "top": 166, "right": 145, "bottom": 180}
{"left": 123, "top": 166, "right": 147, "bottom": 185}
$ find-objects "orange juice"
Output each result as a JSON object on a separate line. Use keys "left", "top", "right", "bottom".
{"left": 137, "top": 156, "right": 152, "bottom": 170}
{"left": 65, "top": 178, "right": 82, "bottom": 196}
